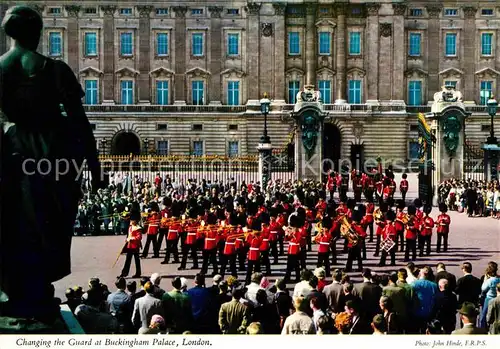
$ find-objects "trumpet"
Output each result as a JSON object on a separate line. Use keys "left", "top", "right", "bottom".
{"left": 339, "top": 217, "right": 360, "bottom": 247}
{"left": 397, "top": 213, "right": 409, "bottom": 225}
{"left": 97, "top": 213, "right": 120, "bottom": 220}
{"left": 373, "top": 208, "right": 383, "bottom": 221}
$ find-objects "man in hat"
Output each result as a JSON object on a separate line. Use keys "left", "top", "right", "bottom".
{"left": 345, "top": 207, "right": 366, "bottom": 272}
{"left": 284, "top": 215, "right": 302, "bottom": 283}
{"left": 219, "top": 213, "right": 239, "bottom": 278}
{"left": 314, "top": 216, "right": 332, "bottom": 277}
{"left": 200, "top": 214, "right": 219, "bottom": 276}
{"left": 364, "top": 197, "right": 375, "bottom": 242}
{"left": 178, "top": 208, "right": 199, "bottom": 270}
{"left": 142, "top": 202, "right": 160, "bottom": 259}
{"left": 161, "top": 201, "right": 182, "bottom": 265}
{"left": 394, "top": 200, "right": 406, "bottom": 252}
{"left": 378, "top": 210, "right": 397, "bottom": 267}
{"left": 419, "top": 205, "right": 434, "bottom": 257}
{"left": 404, "top": 205, "right": 419, "bottom": 262}
{"left": 400, "top": 173, "right": 409, "bottom": 202}
{"left": 119, "top": 212, "right": 143, "bottom": 278}
{"left": 436, "top": 203, "right": 451, "bottom": 253}
{"left": 452, "top": 302, "right": 487, "bottom": 334}
{"left": 157, "top": 197, "right": 172, "bottom": 253}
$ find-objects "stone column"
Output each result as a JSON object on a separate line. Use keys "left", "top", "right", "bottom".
{"left": 246, "top": 3, "right": 261, "bottom": 100}
{"left": 273, "top": 3, "right": 286, "bottom": 102}
{"left": 426, "top": 5, "right": 443, "bottom": 98}
{"left": 462, "top": 7, "right": 477, "bottom": 102}
{"left": 65, "top": 6, "right": 80, "bottom": 75}
{"left": 137, "top": 6, "right": 153, "bottom": 104}
{"left": 378, "top": 23, "right": 392, "bottom": 100}
{"left": 208, "top": 6, "right": 223, "bottom": 104}
{"left": 305, "top": 3, "right": 317, "bottom": 87}
{"left": 366, "top": 3, "right": 380, "bottom": 102}
{"left": 172, "top": 6, "right": 187, "bottom": 103}
{"left": 335, "top": 4, "right": 347, "bottom": 104}
{"left": 258, "top": 143, "right": 273, "bottom": 192}
{"left": 392, "top": 3, "right": 406, "bottom": 101}
{"left": 101, "top": 5, "right": 116, "bottom": 103}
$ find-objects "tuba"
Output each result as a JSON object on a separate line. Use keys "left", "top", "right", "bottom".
{"left": 339, "top": 217, "right": 360, "bottom": 247}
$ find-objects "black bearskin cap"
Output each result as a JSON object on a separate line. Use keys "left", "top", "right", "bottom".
{"left": 322, "top": 216, "right": 332, "bottom": 229}
{"left": 386, "top": 210, "right": 396, "bottom": 221}
{"left": 439, "top": 203, "right": 448, "bottom": 213}
{"left": 413, "top": 198, "right": 422, "bottom": 208}
{"left": 423, "top": 204, "right": 432, "bottom": 215}
{"left": 396, "top": 200, "right": 405, "bottom": 210}
{"left": 407, "top": 205, "right": 417, "bottom": 215}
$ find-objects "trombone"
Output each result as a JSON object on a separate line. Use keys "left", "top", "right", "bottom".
{"left": 97, "top": 213, "right": 120, "bottom": 220}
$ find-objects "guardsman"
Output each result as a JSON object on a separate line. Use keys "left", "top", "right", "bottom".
{"left": 142, "top": 202, "right": 160, "bottom": 259}
{"left": 345, "top": 207, "right": 365, "bottom": 272}
{"left": 364, "top": 172, "right": 375, "bottom": 202}
{"left": 364, "top": 198, "right": 375, "bottom": 242}
{"left": 343, "top": 199, "right": 356, "bottom": 253}
{"left": 119, "top": 211, "right": 142, "bottom": 278}
{"left": 389, "top": 176, "right": 397, "bottom": 199}
{"left": 268, "top": 209, "right": 281, "bottom": 264}
{"left": 200, "top": 214, "right": 219, "bottom": 276}
{"left": 220, "top": 213, "right": 239, "bottom": 278}
{"left": 413, "top": 198, "right": 424, "bottom": 221}
{"left": 420, "top": 205, "right": 434, "bottom": 257}
{"left": 378, "top": 210, "right": 397, "bottom": 267}
{"left": 161, "top": 202, "right": 181, "bottom": 265}
{"left": 394, "top": 200, "right": 406, "bottom": 252}
{"left": 382, "top": 178, "right": 392, "bottom": 202}
{"left": 400, "top": 173, "right": 409, "bottom": 202}
{"left": 404, "top": 205, "right": 419, "bottom": 262}
{"left": 374, "top": 202, "right": 388, "bottom": 257}
{"left": 315, "top": 197, "right": 327, "bottom": 215}
{"left": 178, "top": 208, "right": 199, "bottom": 270}
{"left": 436, "top": 203, "right": 451, "bottom": 253}
{"left": 314, "top": 216, "right": 332, "bottom": 277}
{"left": 375, "top": 174, "right": 384, "bottom": 202}
{"left": 259, "top": 214, "right": 272, "bottom": 276}
{"left": 276, "top": 212, "right": 286, "bottom": 255}
{"left": 245, "top": 229, "right": 263, "bottom": 285}
{"left": 157, "top": 197, "right": 171, "bottom": 253}
{"left": 327, "top": 170, "right": 336, "bottom": 201}
{"left": 283, "top": 215, "right": 301, "bottom": 283}
{"left": 353, "top": 172, "right": 363, "bottom": 202}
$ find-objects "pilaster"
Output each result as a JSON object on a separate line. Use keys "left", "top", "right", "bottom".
{"left": 335, "top": 4, "right": 347, "bottom": 103}
{"left": 392, "top": 3, "right": 406, "bottom": 100}
{"left": 208, "top": 6, "right": 223, "bottom": 103}
{"left": 101, "top": 5, "right": 116, "bottom": 103}
{"left": 305, "top": 3, "right": 317, "bottom": 87}
{"left": 246, "top": 2, "right": 261, "bottom": 100}
{"left": 273, "top": 3, "right": 286, "bottom": 102}
{"left": 426, "top": 5, "right": 443, "bottom": 98}
{"left": 173, "top": 6, "right": 188, "bottom": 103}
{"left": 137, "top": 6, "right": 153, "bottom": 104}
{"left": 366, "top": 3, "right": 380, "bottom": 101}
{"left": 462, "top": 7, "right": 477, "bottom": 102}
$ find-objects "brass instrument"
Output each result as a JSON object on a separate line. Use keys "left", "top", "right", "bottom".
{"left": 339, "top": 216, "right": 360, "bottom": 247}
{"left": 399, "top": 213, "right": 409, "bottom": 225}
{"left": 97, "top": 213, "right": 120, "bottom": 220}
{"left": 373, "top": 208, "right": 383, "bottom": 221}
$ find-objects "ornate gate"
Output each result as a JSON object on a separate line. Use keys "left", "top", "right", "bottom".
{"left": 463, "top": 140, "right": 485, "bottom": 181}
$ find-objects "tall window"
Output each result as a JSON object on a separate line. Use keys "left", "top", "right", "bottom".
{"left": 480, "top": 81, "right": 493, "bottom": 105}
{"left": 227, "top": 81, "right": 240, "bottom": 106}
{"left": 318, "top": 80, "right": 331, "bottom": 104}
{"left": 481, "top": 33, "right": 493, "bottom": 56}
{"left": 193, "top": 141, "right": 203, "bottom": 156}
{"left": 49, "top": 32, "right": 62, "bottom": 56}
{"left": 348, "top": 80, "right": 362, "bottom": 104}
{"left": 318, "top": 32, "right": 331, "bottom": 55}
{"left": 192, "top": 80, "right": 204, "bottom": 105}
{"left": 444, "top": 81, "right": 457, "bottom": 89}
{"left": 228, "top": 141, "right": 239, "bottom": 157}
{"left": 121, "top": 80, "right": 134, "bottom": 105}
{"left": 156, "top": 33, "right": 169, "bottom": 56}
{"left": 288, "top": 32, "right": 300, "bottom": 55}
{"left": 288, "top": 80, "right": 300, "bottom": 104}
{"left": 157, "top": 141, "right": 168, "bottom": 155}
{"left": 120, "top": 33, "right": 133, "bottom": 56}
{"left": 84, "top": 32, "right": 97, "bottom": 56}
{"left": 192, "top": 33, "right": 204, "bottom": 56}
{"left": 84, "top": 80, "right": 98, "bottom": 105}
{"left": 445, "top": 33, "right": 457, "bottom": 56}
{"left": 349, "top": 32, "right": 361, "bottom": 55}
{"left": 227, "top": 33, "right": 239, "bottom": 56}
{"left": 409, "top": 141, "right": 420, "bottom": 160}
{"left": 156, "top": 81, "right": 169, "bottom": 105}
{"left": 409, "top": 33, "right": 421, "bottom": 56}
{"left": 408, "top": 81, "right": 422, "bottom": 106}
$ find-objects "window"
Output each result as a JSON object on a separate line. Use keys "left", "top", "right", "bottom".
{"left": 156, "top": 81, "right": 169, "bottom": 105}
{"left": 193, "top": 141, "right": 203, "bottom": 156}
{"left": 318, "top": 80, "right": 331, "bottom": 104}
{"left": 482, "top": 9, "right": 494, "bottom": 16}
{"left": 157, "top": 141, "right": 168, "bottom": 155}
{"left": 48, "top": 7, "right": 62, "bottom": 15}
{"left": 228, "top": 141, "right": 239, "bottom": 157}
{"left": 191, "top": 9, "right": 203, "bottom": 15}
{"left": 157, "top": 124, "right": 167, "bottom": 131}
{"left": 287, "top": 8, "right": 300, "bottom": 15}
{"left": 121, "top": 80, "right": 134, "bottom": 105}
{"left": 410, "top": 125, "right": 419, "bottom": 132}
{"left": 480, "top": 81, "right": 493, "bottom": 105}
{"left": 227, "top": 9, "right": 239, "bottom": 15}
{"left": 351, "top": 8, "right": 361, "bottom": 15}
{"left": 288, "top": 32, "right": 300, "bottom": 55}
{"left": 84, "top": 7, "right": 97, "bottom": 15}
{"left": 410, "top": 9, "right": 423, "bottom": 17}
{"left": 409, "top": 141, "right": 420, "bottom": 160}
{"left": 445, "top": 33, "right": 457, "bottom": 56}
{"left": 227, "top": 81, "right": 240, "bottom": 106}
{"left": 408, "top": 81, "right": 422, "bottom": 106}
{"left": 156, "top": 33, "right": 169, "bottom": 56}
{"left": 318, "top": 32, "right": 331, "bottom": 55}
{"left": 288, "top": 81, "right": 300, "bottom": 104}
{"left": 229, "top": 124, "right": 238, "bottom": 131}
{"left": 193, "top": 124, "right": 203, "bottom": 131}
{"left": 84, "top": 33, "right": 97, "bottom": 56}
{"left": 120, "top": 8, "right": 132, "bottom": 15}
{"left": 227, "top": 33, "right": 239, "bottom": 56}
{"left": 120, "top": 33, "right": 133, "bottom": 56}
{"left": 48, "top": 32, "right": 62, "bottom": 57}
{"left": 192, "top": 81, "right": 204, "bottom": 105}
{"left": 444, "top": 9, "right": 458, "bottom": 16}
{"left": 156, "top": 8, "right": 169, "bottom": 15}
{"left": 319, "top": 8, "right": 329, "bottom": 14}
{"left": 481, "top": 33, "right": 493, "bottom": 56}
{"left": 348, "top": 80, "right": 362, "bottom": 104}
{"left": 444, "top": 81, "right": 457, "bottom": 89}
{"left": 84, "top": 80, "right": 98, "bottom": 105}
{"left": 409, "top": 33, "right": 421, "bottom": 56}
{"left": 192, "top": 33, "right": 204, "bottom": 56}
{"left": 349, "top": 32, "right": 361, "bottom": 55}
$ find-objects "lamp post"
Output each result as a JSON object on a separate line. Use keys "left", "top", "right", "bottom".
{"left": 486, "top": 96, "right": 498, "bottom": 144}
{"left": 260, "top": 93, "right": 271, "bottom": 144}
{"left": 258, "top": 93, "right": 272, "bottom": 192}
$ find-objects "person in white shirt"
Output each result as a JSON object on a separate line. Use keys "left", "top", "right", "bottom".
{"left": 293, "top": 270, "right": 314, "bottom": 299}
{"left": 310, "top": 297, "right": 325, "bottom": 332}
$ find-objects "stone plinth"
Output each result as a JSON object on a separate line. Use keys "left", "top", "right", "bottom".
{"left": 257, "top": 142, "right": 273, "bottom": 191}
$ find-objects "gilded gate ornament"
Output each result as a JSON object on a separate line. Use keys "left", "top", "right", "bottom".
{"left": 442, "top": 115, "right": 462, "bottom": 157}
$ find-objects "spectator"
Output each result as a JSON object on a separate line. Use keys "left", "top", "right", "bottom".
{"left": 245, "top": 272, "right": 273, "bottom": 306}
{"left": 246, "top": 322, "right": 263, "bottom": 335}
{"left": 371, "top": 314, "right": 386, "bottom": 335}
{"left": 340, "top": 282, "right": 360, "bottom": 312}
{"left": 314, "top": 267, "right": 330, "bottom": 292}
{"left": 353, "top": 268, "right": 382, "bottom": 321}
{"left": 316, "top": 315, "right": 333, "bottom": 334}
{"left": 435, "top": 263, "right": 457, "bottom": 292}
{"left": 435, "top": 279, "right": 458, "bottom": 334}
{"left": 405, "top": 263, "right": 419, "bottom": 284}
{"left": 107, "top": 277, "right": 133, "bottom": 334}
{"left": 74, "top": 290, "right": 118, "bottom": 334}
{"left": 210, "top": 275, "right": 223, "bottom": 298}
{"left": 425, "top": 319, "right": 444, "bottom": 335}
{"left": 150, "top": 273, "right": 165, "bottom": 299}
{"left": 334, "top": 311, "right": 352, "bottom": 334}
{"left": 281, "top": 296, "right": 316, "bottom": 334}
{"left": 379, "top": 296, "right": 400, "bottom": 334}
{"left": 456, "top": 262, "right": 482, "bottom": 308}
{"left": 382, "top": 272, "right": 408, "bottom": 328}
{"left": 138, "top": 315, "right": 167, "bottom": 335}
{"left": 252, "top": 289, "right": 280, "bottom": 334}
{"left": 452, "top": 302, "right": 487, "bottom": 334}
{"left": 293, "top": 270, "right": 314, "bottom": 298}
{"left": 187, "top": 273, "right": 217, "bottom": 333}
{"left": 486, "top": 283, "right": 500, "bottom": 334}
{"left": 274, "top": 278, "right": 293, "bottom": 329}
{"left": 304, "top": 276, "right": 327, "bottom": 315}
{"left": 216, "top": 281, "right": 232, "bottom": 309}
{"left": 63, "top": 288, "right": 81, "bottom": 314}
{"left": 323, "top": 269, "right": 344, "bottom": 314}
{"left": 132, "top": 281, "right": 164, "bottom": 330}
{"left": 480, "top": 261, "right": 500, "bottom": 328}
{"left": 218, "top": 288, "right": 250, "bottom": 334}
{"left": 180, "top": 277, "right": 188, "bottom": 293}
{"left": 310, "top": 296, "right": 326, "bottom": 332}
{"left": 126, "top": 281, "right": 137, "bottom": 298}
{"left": 345, "top": 299, "right": 371, "bottom": 334}
{"left": 162, "top": 277, "right": 193, "bottom": 334}
{"left": 131, "top": 277, "right": 150, "bottom": 303}
{"left": 411, "top": 266, "right": 438, "bottom": 333}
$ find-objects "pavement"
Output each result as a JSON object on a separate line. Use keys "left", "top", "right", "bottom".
{"left": 54, "top": 208, "right": 499, "bottom": 300}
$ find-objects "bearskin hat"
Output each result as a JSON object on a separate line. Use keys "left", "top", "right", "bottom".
{"left": 268, "top": 207, "right": 278, "bottom": 218}
{"left": 206, "top": 213, "right": 217, "bottom": 225}
{"left": 346, "top": 199, "right": 356, "bottom": 210}
{"left": 162, "top": 196, "right": 172, "bottom": 207}
{"left": 407, "top": 205, "right": 417, "bottom": 215}
{"left": 396, "top": 199, "right": 405, "bottom": 210}
{"left": 288, "top": 213, "right": 301, "bottom": 228}
{"left": 352, "top": 208, "right": 363, "bottom": 223}
{"left": 439, "top": 203, "right": 448, "bottom": 213}
{"left": 229, "top": 212, "right": 239, "bottom": 226}
{"left": 423, "top": 204, "right": 432, "bottom": 215}
{"left": 379, "top": 202, "right": 388, "bottom": 213}
{"left": 130, "top": 211, "right": 141, "bottom": 222}
{"left": 355, "top": 204, "right": 366, "bottom": 217}
{"left": 247, "top": 201, "right": 258, "bottom": 216}
{"left": 149, "top": 202, "right": 160, "bottom": 212}
{"left": 413, "top": 198, "right": 422, "bottom": 208}
{"left": 402, "top": 173, "right": 407, "bottom": 179}
{"left": 386, "top": 210, "right": 396, "bottom": 221}
{"left": 171, "top": 202, "right": 181, "bottom": 217}
{"left": 260, "top": 212, "right": 270, "bottom": 225}
{"left": 322, "top": 216, "right": 333, "bottom": 230}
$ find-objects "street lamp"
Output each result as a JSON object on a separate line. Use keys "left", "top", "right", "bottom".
{"left": 260, "top": 93, "right": 271, "bottom": 144}
{"left": 486, "top": 96, "right": 498, "bottom": 144}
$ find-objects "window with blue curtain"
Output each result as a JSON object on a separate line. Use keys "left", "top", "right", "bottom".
{"left": 192, "top": 80, "right": 204, "bottom": 105}
{"left": 120, "top": 32, "right": 133, "bottom": 56}
{"left": 227, "top": 33, "right": 239, "bottom": 56}
{"left": 445, "top": 33, "right": 457, "bottom": 56}
{"left": 288, "top": 80, "right": 300, "bottom": 104}
{"left": 318, "top": 80, "right": 331, "bottom": 104}
{"left": 49, "top": 32, "right": 62, "bottom": 56}
{"left": 121, "top": 80, "right": 133, "bottom": 105}
{"left": 348, "top": 80, "right": 362, "bottom": 104}
{"left": 227, "top": 81, "right": 240, "bottom": 105}
{"left": 156, "top": 81, "right": 169, "bottom": 105}
{"left": 192, "top": 33, "right": 204, "bottom": 56}
{"left": 84, "top": 32, "right": 97, "bottom": 56}
{"left": 409, "top": 141, "right": 420, "bottom": 160}
{"left": 288, "top": 32, "right": 300, "bottom": 55}
{"left": 193, "top": 141, "right": 203, "bottom": 156}
{"left": 156, "top": 33, "right": 168, "bottom": 56}
{"left": 84, "top": 80, "right": 98, "bottom": 105}
{"left": 481, "top": 33, "right": 493, "bottom": 55}
{"left": 318, "top": 32, "right": 331, "bottom": 55}
{"left": 349, "top": 32, "right": 361, "bottom": 55}
{"left": 157, "top": 141, "right": 168, "bottom": 155}
{"left": 480, "top": 81, "right": 493, "bottom": 105}
{"left": 444, "top": 81, "right": 457, "bottom": 89}
{"left": 409, "top": 33, "right": 421, "bottom": 56}
{"left": 408, "top": 81, "right": 422, "bottom": 106}
{"left": 228, "top": 141, "right": 239, "bottom": 157}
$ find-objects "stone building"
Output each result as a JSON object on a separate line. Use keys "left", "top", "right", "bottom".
{"left": 0, "top": 0, "right": 498, "bottom": 167}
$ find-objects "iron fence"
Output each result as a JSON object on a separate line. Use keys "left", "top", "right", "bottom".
{"left": 464, "top": 141, "right": 485, "bottom": 181}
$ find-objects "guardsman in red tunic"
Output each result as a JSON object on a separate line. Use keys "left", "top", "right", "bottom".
{"left": 276, "top": 213, "right": 286, "bottom": 256}
{"left": 314, "top": 216, "right": 332, "bottom": 277}
{"left": 353, "top": 172, "right": 363, "bottom": 202}
{"left": 378, "top": 210, "right": 397, "bottom": 267}
{"left": 343, "top": 199, "right": 356, "bottom": 253}
{"left": 394, "top": 200, "right": 407, "bottom": 252}
{"left": 374, "top": 202, "right": 388, "bottom": 257}
{"left": 119, "top": 212, "right": 142, "bottom": 278}
{"left": 161, "top": 203, "right": 182, "bottom": 265}
{"left": 178, "top": 212, "right": 199, "bottom": 270}
{"left": 327, "top": 170, "right": 336, "bottom": 201}
{"left": 268, "top": 210, "right": 281, "bottom": 264}
{"left": 157, "top": 197, "right": 172, "bottom": 253}
{"left": 364, "top": 198, "right": 375, "bottom": 242}
{"left": 329, "top": 215, "right": 341, "bottom": 265}
{"left": 364, "top": 173, "right": 375, "bottom": 202}
{"left": 220, "top": 214, "right": 239, "bottom": 278}
{"left": 298, "top": 223, "right": 309, "bottom": 270}
{"left": 419, "top": 205, "right": 434, "bottom": 257}
{"left": 284, "top": 215, "right": 301, "bottom": 283}
{"left": 382, "top": 178, "right": 392, "bottom": 203}
{"left": 375, "top": 174, "right": 384, "bottom": 202}
{"left": 345, "top": 207, "right": 365, "bottom": 272}
{"left": 259, "top": 215, "right": 272, "bottom": 276}
{"left": 413, "top": 198, "right": 424, "bottom": 221}
{"left": 436, "top": 203, "right": 451, "bottom": 253}
{"left": 404, "top": 205, "right": 419, "bottom": 261}
{"left": 400, "top": 173, "right": 409, "bottom": 202}
{"left": 245, "top": 230, "right": 263, "bottom": 285}
{"left": 389, "top": 177, "right": 397, "bottom": 199}
{"left": 200, "top": 214, "right": 219, "bottom": 276}
{"left": 142, "top": 202, "right": 161, "bottom": 259}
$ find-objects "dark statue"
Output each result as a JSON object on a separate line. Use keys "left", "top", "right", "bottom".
{"left": 417, "top": 135, "right": 427, "bottom": 160}
{"left": 0, "top": 6, "right": 104, "bottom": 330}
{"left": 300, "top": 113, "right": 321, "bottom": 158}
{"left": 442, "top": 115, "right": 462, "bottom": 157}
